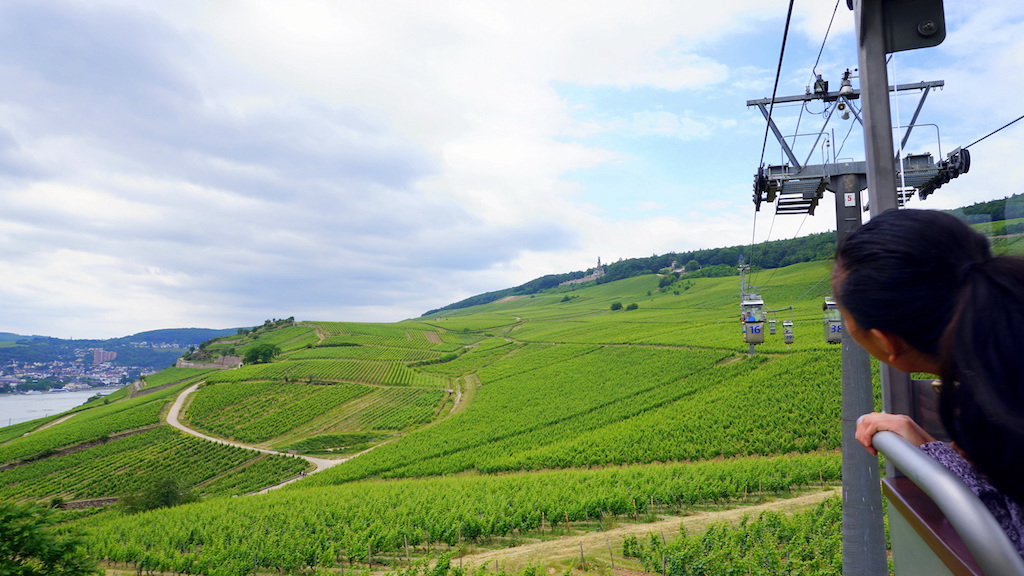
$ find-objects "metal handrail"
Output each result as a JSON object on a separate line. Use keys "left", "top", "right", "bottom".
{"left": 873, "top": 431, "right": 1024, "bottom": 575}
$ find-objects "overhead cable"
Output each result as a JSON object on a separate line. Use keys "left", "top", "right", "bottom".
{"left": 757, "top": 0, "right": 798, "bottom": 167}
{"left": 752, "top": 0, "right": 797, "bottom": 273}
{"left": 792, "top": 0, "right": 842, "bottom": 171}
{"left": 964, "top": 114, "right": 1024, "bottom": 150}
{"left": 787, "top": 270, "right": 833, "bottom": 310}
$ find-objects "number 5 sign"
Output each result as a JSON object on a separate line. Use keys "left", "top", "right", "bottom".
{"left": 844, "top": 192, "right": 857, "bottom": 207}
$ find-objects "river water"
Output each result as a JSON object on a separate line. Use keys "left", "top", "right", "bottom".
{"left": 0, "top": 388, "right": 120, "bottom": 428}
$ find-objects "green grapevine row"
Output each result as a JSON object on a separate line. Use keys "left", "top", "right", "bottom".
{"left": 418, "top": 339, "right": 517, "bottom": 377}
{"left": 419, "top": 315, "right": 520, "bottom": 332}
{"left": 239, "top": 325, "right": 319, "bottom": 351}
{"left": 137, "top": 367, "right": 216, "bottom": 390}
{"left": 0, "top": 382, "right": 190, "bottom": 464}
{"left": 304, "top": 347, "right": 731, "bottom": 484}
{"left": 285, "top": 345, "right": 441, "bottom": 362}
{"left": 185, "top": 382, "right": 372, "bottom": 443}
{"left": 624, "top": 495, "right": 843, "bottom": 575}
{"left": 204, "top": 359, "right": 449, "bottom": 388}
{"left": 0, "top": 427, "right": 307, "bottom": 501}
{"left": 197, "top": 454, "right": 310, "bottom": 496}
{"left": 81, "top": 453, "right": 841, "bottom": 576}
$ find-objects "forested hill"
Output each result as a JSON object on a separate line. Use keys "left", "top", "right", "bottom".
{"left": 424, "top": 231, "right": 837, "bottom": 316}
{"left": 949, "top": 192, "right": 1024, "bottom": 223}
{"left": 424, "top": 192, "right": 1024, "bottom": 316}
{"left": 0, "top": 327, "right": 237, "bottom": 369}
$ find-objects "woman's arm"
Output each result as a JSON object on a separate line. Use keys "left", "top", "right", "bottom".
{"left": 855, "top": 412, "right": 937, "bottom": 456}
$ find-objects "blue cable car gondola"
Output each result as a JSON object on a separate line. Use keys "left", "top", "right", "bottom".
{"left": 823, "top": 299, "right": 843, "bottom": 344}
{"left": 741, "top": 295, "right": 766, "bottom": 344}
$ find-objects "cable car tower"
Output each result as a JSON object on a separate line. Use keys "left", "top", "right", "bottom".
{"left": 746, "top": 2, "right": 1001, "bottom": 573}
{"left": 750, "top": 72, "right": 969, "bottom": 222}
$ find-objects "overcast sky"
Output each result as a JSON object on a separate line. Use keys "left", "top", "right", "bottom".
{"left": 1, "top": 1, "right": 1022, "bottom": 339}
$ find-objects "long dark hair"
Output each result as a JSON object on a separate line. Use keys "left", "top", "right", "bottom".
{"left": 835, "top": 208, "right": 1024, "bottom": 504}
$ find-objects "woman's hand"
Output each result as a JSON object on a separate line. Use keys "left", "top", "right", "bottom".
{"left": 855, "top": 412, "right": 937, "bottom": 456}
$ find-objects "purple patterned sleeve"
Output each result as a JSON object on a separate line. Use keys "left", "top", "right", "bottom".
{"left": 919, "top": 441, "right": 1024, "bottom": 555}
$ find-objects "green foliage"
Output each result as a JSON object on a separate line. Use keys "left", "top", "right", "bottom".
{"left": 135, "top": 367, "right": 214, "bottom": 391}
{"left": 243, "top": 342, "right": 281, "bottom": 364}
{"left": 184, "top": 381, "right": 373, "bottom": 442}
{"left": 120, "top": 475, "right": 198, "bottom": 514}
{"left": 286, "top": 345, "right": 439, "bottom": 362}
{"left": 0, "top": 427, "right": 305, "bottom": 501}
{"left": 0, "top": 383, "right": 190, "bottom": 465}
{"left": 950, "top": 192, "right": 1024, "bottom": 223}
{"left": 625, "top": 495, "right": 843, "bottom": 575}
{"left": 205, "top": 358, "right": 450, "bottom": 387}
{"left": 197, "top": 454, "right": 309, "bottom": 495}
{"left": 610, "top": 301, "right": 623, "bottom": 311}
{"left": 0, "top": 501, "right": 100, "bottom": 575}
{"left": 684, "top": 263, "right": 736, "bottom": 279}
{"left": 626, "top": 302, "right": 639, "bottom": 310}
{"left": 81, "top": 453, "right": 840, "bottom": 574}
{"left": 423, "top": 270, "right": 594, "bottom": 315}
{"left": 417, "top": 338, "right": 517, "bottom": 377}
{"left": 280, "top": 433, "right": 384, "bottom": 452}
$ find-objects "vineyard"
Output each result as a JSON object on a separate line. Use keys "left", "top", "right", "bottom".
{"left": 300, "top": 347, "right": 847, "bottom": 485}
{"left": 284, "top": 345, "right": 441, "bottom": 362}
{"left": 202, "top": 358, "right": 450, "bottom": 388}
{"left": 1, "top": 258, "right": 859, "bottom": 575}
{"left": 80, "top": 452, "right": 840, "bottom": 576}
{"left": 183, "top": 381, "right": 374, "bottom": 443}
{"left": 623, "top": 495, "right": 845, "bottom": 575}
{"left": 0, "top": 426, "right": 309, "bottom": 501}
{"left": 137, "top": 367, "right": 216, "bottom": 391}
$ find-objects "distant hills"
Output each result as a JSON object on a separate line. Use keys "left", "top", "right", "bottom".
{"left": 0, "top": 327, "right": 238, "bottom": 371}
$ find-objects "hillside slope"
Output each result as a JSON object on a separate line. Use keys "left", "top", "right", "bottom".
{"left": 0, "top": 258, "right": 868, "bottom": 575}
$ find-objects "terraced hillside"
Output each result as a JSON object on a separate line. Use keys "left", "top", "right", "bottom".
{"left": 4, "top": 259, "right": 860, "bottom": 575}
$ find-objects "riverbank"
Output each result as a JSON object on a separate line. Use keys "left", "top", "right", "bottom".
{"left": 0, "top": 387, "right": 120, "bottom": 428}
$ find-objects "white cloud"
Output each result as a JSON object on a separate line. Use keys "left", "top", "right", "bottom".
{"left": 0, "top": 0, "right": 1020, "bottom": 338}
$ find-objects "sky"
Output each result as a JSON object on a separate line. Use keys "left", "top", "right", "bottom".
{"left": 1, "top": 1, "right": 1022, "bottom": 339}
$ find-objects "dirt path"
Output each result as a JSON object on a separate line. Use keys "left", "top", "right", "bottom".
{"left": 166, "top": 376, "right": 475, "bottom": 494}
{"left": 460, "top": 487, "right": 841, "bottom": 572}
{"left": 25, "top": 412, "right": 77, "bottom": 434}
{"left": 167, "top": 384, "right": 361, "bottom": 492}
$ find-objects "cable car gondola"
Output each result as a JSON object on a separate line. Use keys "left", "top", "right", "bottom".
{"left": 741, "top": 295, "right": 766, "bottom": 344}
{"left": 823, "top": 298, "right": 843, "bottom": 344}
